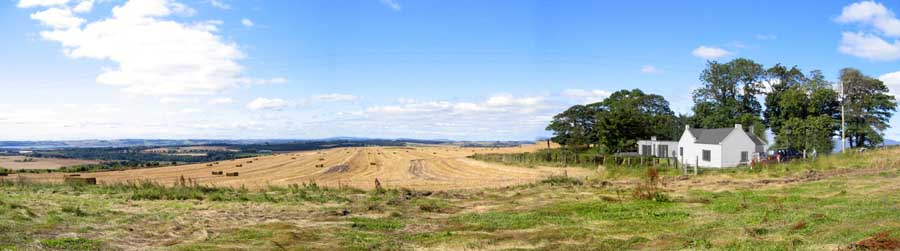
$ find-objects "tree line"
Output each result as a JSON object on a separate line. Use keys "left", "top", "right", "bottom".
{"left": 547, "top": 58, "right": 896, "bottom": 154}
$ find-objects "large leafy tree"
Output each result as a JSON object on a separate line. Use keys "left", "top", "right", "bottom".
{"left": 593, "top": 89, "right": 677, "bottom": 153}
{"left": 839, "top": 68, "right": 897, "bottom": 148}
{"left": 692, "top": 58, "right": 767, "bottom": 137}
{"left": 764, "top": 68, "right": 840, "bottom": 152}
{"left": 545, "top": 104, "right": 599, "bottom": 150}
{"left": 546, "top": 89, "right": 677, "bottom": 153}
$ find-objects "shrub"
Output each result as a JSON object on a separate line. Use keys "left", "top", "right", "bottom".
{"left": 541, "top": 175, "right": 583, "bottom": 186}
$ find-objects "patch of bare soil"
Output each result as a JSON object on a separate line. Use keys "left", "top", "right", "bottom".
{"left": 408, "top": 159, "right": 436, "bottom": 180}
{"left": 839, "top": 232, "right": 900, "bottom": 251}
{"left": 324, "top": 164, "right": 351, "bottom": 174}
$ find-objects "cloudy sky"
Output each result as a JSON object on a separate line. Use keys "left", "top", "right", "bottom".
{"left": 2, "top": 0, "right": 900, "bottom": 140}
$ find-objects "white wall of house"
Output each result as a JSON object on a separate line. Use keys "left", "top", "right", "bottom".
{"left": 637, "top": 137, "right": 679, "bottom": 157}
{"left": 720, "top": 128, "right": 758, "bottom": 167}
{"left": 678, "top": 129, "right": 702, "bottom": 167}
{"left": 678, "top": 124, "right": 763, "bottom": 168}
{"left": 682, "top": 143, "right": 723, "bottom": 168}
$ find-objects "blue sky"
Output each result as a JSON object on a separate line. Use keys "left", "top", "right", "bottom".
{"left": 2, "top": 0, "right": 900, "bottom": 141}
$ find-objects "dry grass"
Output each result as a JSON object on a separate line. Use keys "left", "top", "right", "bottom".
{"left": 0, "top": 156, "right": 100, "bottom": 170}
{"left": 3, "top": 144, "right": 591, "bottom": 191}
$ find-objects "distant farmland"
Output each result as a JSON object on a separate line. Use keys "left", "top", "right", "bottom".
{"left": 5, "top": 144, "right": 589, "bottom": 190}
{"left": 0, "top": 156, "right": 100, "bottom": 170}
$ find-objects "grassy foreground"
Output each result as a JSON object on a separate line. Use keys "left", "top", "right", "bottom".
{"left": 1, "top": 149, "right": 900, "bottom": 250}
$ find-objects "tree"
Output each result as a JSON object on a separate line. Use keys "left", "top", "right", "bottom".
{"left": 545, "top": 104, "right": 598, "bottom": 150}
{"left": 839, "top": 68, "right": 897, "bottom": 148}
{"left": 593, "top": 89, "right": 677, "bottom": 153}
{"left": 765, "top": 67, "right": 840, "bottom": 152}
{"left": 692, "top": 58, "right": 767, "bottom": 138}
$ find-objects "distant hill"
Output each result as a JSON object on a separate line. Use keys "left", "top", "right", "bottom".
{"left": 831, "top": 138, "right": 900, "bottom": 152}
{"left": 0, "top": 138, "right": 531, "bottom": 150}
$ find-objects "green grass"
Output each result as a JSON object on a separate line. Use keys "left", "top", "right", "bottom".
{"left": 0, "top": 148, "right": 899, "bottom": 250}
{"left": 40, "top": 237, "right": 104, "bottom": 250}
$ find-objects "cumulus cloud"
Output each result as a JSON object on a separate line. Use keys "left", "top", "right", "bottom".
{"left": 159, "top": 97, "right": 194, "bottom": 104}
{"left": 367, "top": 94, "right": 548, "bottom": 116}
{"left": 640, "top": 65, "right": 661, "bottom": 74}
{"left": 836, "top": 1, "right": 900, "bottom": 61}
{"left": 836, "top": 1, "right": 900, "bottom": 37}
{"left": 311, "top": 93, "right": 359, "bottom": 102}
{"left": 692, "top": 46, "right": 732, "bottom": 59}
{"left": 241, "top": 18, "right": 253, "bottom": 27}
{"left": 561, "top": 89, "right": 611, "bottom": 104}
{"left": 208, "top": 0, "right": 229, "bottom": 10}
{"left": 208, "top": 97, "right": 233, "bottom": 105}
{"left": 839, "top": 32, "right": 900, "bottom": 61}
{"left": 29, "top": 7, "right": 84, "bottom": 29}
{"left": 17, "top": 0, "right": 70, "bottom": 8}
{"left": 379, "top": 0, "right": 401, "bottom": 11}
{"left": 880, "top": 71, "right": 900, "bottom": 96}
{"left": 72, "top": 0, "right": 93, "bottom": 13}
{"left": 20, "top": 0, "right": 281, "bottom": 96}
{"left": 246, "top": 98, "right": 287, "bottom": 111}
{"left": 355, "top": 94, "right": 556, "bottom": 140}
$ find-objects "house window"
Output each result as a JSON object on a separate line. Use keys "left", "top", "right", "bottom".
{"left": 658, "top": 145, "right": 668, "bottom": 157}
{"left": 702, "top": 150, "right": 711, "bottom": 162}
{"left": 679, "top": 147, "right": 683, "bottom": 156}
{"left": 741, "top": 151, "right": 749, "bottom": 162}
{"left": 642, "top": 145, "right": 651, "bottom": 156}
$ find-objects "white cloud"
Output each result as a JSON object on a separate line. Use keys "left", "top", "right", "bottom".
{"left": 561, "top": 89, "right": 611, "bottom": 104}
{"left": 29, "top": 7, "right": 85, "bottom": 29}
{"left": 311, "top": 93, "right": 359, "bottom": 102}
{"left": 73, "top": 0, "right": 94, "bottom": 13}
{"left": 836, "top": 1, "right": 900, "bottom": 37}
{"left": 21, "top": 0, "right": 278, "bottom": 96}
{"left": 838, "top": 32, "right": 900, "bottom": 61}
{"left": 367, "top": 94, "right": 547, "bottom": 116}
{"left": 691, "top": 46, "right": 732, "bottom": 59}
{"left": 208, "top": 0, "right": 229, "bottom": 10}
{"left": 159, "top": 97, "right": 193, "bottom": 104}
{"left": 880, "top": 71, "right": 900, "bottom": 96}
{"left": 640, "top": 65, "right": 661, "bottom": 74}
{"left": 176, "top": 108, "right": 204, "bottom": 114}
{"left": 17, "top": 0, "right": 70, "bottom": 8}
{"left": 379, "top": 0, "right": 401, "bottom": 11}
{"left": 246, "top": 98, "right": 287, "bottom": 111}
{"left": 240, "top": 18, "right": 253, "bottom": 27}
{"left": 208, "top": 97, "right": 233, "bottom": 105}
{"left": 836, "top": 1, "right": 900, "bottom": 61}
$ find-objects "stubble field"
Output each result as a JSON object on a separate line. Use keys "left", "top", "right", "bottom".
{"left": 3, "top": 144, "right": 590, "bottom": 190}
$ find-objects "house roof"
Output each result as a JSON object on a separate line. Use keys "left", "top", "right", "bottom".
{"left": 744, "top": 131, "right": 766, "bottom": 146}
{"left": 689, "top": 128, "right": 765, "bottom": 146}
{"left": 689, "top": 128, "right": 734, "bottom": 144}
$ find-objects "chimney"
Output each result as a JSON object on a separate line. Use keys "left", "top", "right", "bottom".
{"left": 734, "top": 124, "right": 742, "bottom": 130}
{"left": 749, "top": 125, "right": 755, "bottom": 133}
{"left": 651, "top": 136, "right": 657, "bottom": 141}
{"left": 685, "top": 125, "right": 690, "bottom": 130}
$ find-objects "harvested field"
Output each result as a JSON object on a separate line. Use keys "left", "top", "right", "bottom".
{"left": 0, "top": 156, "right": 100, "bottom": 170}
{"left": 4, "top": 144, "right": 590, "bottom": 190}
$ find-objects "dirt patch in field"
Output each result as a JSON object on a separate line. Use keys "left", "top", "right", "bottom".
{"left": 324, "top": 164, "right": 351, "bottom": 174}
{"left": 408, "top": 159, "right": 435, "bottom": 180}
{"left": 839, "top": 232, "right": 900, "bottom": 251}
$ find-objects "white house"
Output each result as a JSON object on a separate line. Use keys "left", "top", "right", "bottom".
{"left": 677, "top": 124, "right": 766, "bottom": 168}
{"left": 636, "top": 136, "right": 679, "bottom": 158}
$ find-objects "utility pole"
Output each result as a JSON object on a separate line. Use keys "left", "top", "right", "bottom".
{"left": 840, "top": 80, "right": 846, "bottom": 153}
